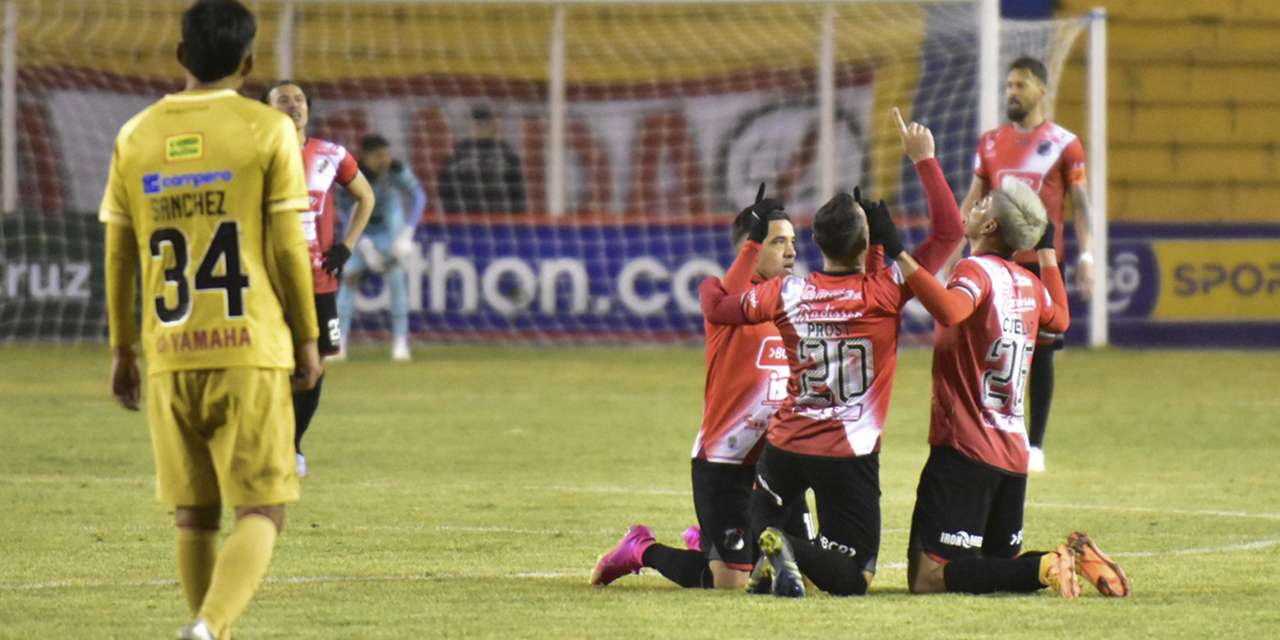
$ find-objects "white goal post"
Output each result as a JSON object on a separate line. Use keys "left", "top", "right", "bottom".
{"left": 0, "top": 0, "right": 1106, "bottom": 346}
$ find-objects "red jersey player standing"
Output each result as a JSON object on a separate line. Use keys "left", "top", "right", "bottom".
{"left": 894, "top": 175, "right": 1129, "bottom": 599}
{"left": 700, "top": 108, "right": 963, "bottom": 597}
{"left": 591, "top": 191, "right": 813, "bottom": 591}
{"left": 264, "top": 80, "right": 375, "bottom": 477}
{"left": 957, "top": 56, "right": 1096, "bottom": 472}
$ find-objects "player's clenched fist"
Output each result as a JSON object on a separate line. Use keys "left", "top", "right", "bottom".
{"left": 111, "top": 347, "right": 141, "bottom": 411}
{"left": 892, "top": 107, "right": 934, "bottom": 163}
{"left": 743, "top": 183, "right": 784, "bottom": 244}
{"left": 863, "top": 194, "right": 906, "bottom": 260}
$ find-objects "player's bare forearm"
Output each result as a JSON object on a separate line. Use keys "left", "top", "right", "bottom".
{"left": 340, "top": 170, "right": 376, "bottom": 249}
{"left": 1069, "top": 181, "right": 1095, "bottom": 299}
{"left": 267, "top": 208, "right": 320, "bottom": 344}
{"left": 910, "top": 158, "right": 965, "bottom": 273}
{"left": 899, "top": 254, "right": 975, "bottom": 326}
{"left": 1071, "top": 182, "right": 1092, "bottom": 254}
{"left": 699, "top": 276, "right": 749, "bottom": 325}
{"left": 723, "top": 241, "right": 760, "bottom": 294}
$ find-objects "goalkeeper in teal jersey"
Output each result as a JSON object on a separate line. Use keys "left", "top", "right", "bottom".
{"left": 335, "top": 134, "right": 427, "bottom": 361}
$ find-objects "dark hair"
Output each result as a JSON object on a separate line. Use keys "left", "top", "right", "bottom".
{"left": 731, "top": 208, "right": 791, "bottom": 246}
{"left": 1009, "top": 55, "right": 1049, "bottom": 85}
{"left": 181, "top": 0, "right": 257, "bottom": 83}
{"left": 361, "top": 134, "right": 391, "bottom": 152}
{"left": 472, "top": 105, "right": 495, "bottom": 123}
{"left": 812, "top": 192, "right": 866, "bottom": 263}
{"left": 260, "top": 79, "right": 312, "bottom": 108}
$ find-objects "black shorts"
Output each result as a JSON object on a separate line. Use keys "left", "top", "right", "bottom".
{"left": 1018, "top": 262, "right": 1066, "bottom": 350}
{"left": 750, "top": 441, "right": 881, "bottom": 574}
{"left": 908, "top": 446, "right": 1027, "bottom": 562}
{"left": 691, "top": 458, "right": 812, "bottom": 571}
{"left": 316, "top": 292, "right": 341, "bottom": 356}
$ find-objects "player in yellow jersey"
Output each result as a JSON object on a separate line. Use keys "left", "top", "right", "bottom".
{"left": 99, "top": 2, "right": 321, "bottom": 639}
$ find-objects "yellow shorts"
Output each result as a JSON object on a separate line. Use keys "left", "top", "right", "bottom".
{"left": 147, "top": 368, "right": 300, "bottom": 508}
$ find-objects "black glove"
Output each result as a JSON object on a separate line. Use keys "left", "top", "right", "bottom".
{"left": 1035, "top": 220, "right": 1056, "bottom": 252}
{"left": 322, "top": 243, "right": 352, "bottom": 277}
{"left": 853, "top": 186, "right": 874, "bottom": 218}
{"left": 865, "top": 198, "right": 905, "bottom": 260}
{"left": 743, "top": 183, "right": 784, "bottom": 244}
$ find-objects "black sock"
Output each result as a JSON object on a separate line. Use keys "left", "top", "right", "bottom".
{"left": 790, "top": 535, "right": 868, "bottom": 596}
{"left": 641, "top": 544, "right": 714, "bottom": 589}
{"left": 1028, "top": 347, "right": 1054, "bottom": 449}
{"left": 943, "top": 552, "right": 1046, "bottom": 594}
{"left": 292, "top": 373, "right": 324, "bottom": 453}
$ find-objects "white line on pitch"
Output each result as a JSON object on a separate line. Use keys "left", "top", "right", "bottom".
{"left": 0, "top": 571, "right": 586, "bottom": 592}
{"left": 1027, "top": 502, "right": 1280, "bottom": 521}
{"left": 1111, "top": 538, "right": 1280, "bottom": 558}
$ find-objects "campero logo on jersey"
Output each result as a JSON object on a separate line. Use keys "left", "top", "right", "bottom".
{"left": 165, "top": 133, "right": 203, "bottom": 162}
{"left": 142, "top": 170, "right": 234, "bottom": 196}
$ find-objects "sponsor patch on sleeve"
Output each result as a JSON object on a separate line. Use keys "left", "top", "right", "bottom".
{"left": 165, "top": 133, "right": 204, "bottom": 162}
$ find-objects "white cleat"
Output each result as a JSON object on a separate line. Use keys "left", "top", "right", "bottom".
{"left": 392, "top": 337, "right": 411, "bottom": 361}
{"left": 176, "top": 618, "right": 216, "bottom": 640}
{"left": 1028, "top": 446, "right": 1046, "bottom": 472}
{"left": 329, "top": 337, "right": 348, "bottom": 361}
{"left": 296, "top": 453, "right": 308, "bottom": 478}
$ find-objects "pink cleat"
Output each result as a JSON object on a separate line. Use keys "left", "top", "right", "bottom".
{"left": 591, "top": 525, "right": 655, "bottom": 586}
{"left": 682, "top": 525, "right": 702, "bottom": 552}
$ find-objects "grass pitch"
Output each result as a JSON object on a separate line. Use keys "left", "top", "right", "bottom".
{"left": 2, "top": 343, "right": 1278, "bottom": 639}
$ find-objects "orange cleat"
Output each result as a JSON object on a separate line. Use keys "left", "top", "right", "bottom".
{"left": 1043, "top": 544, "right": 1081, "bottom": 599}
{"left": 1068, "top": 532, "right": 1131, "bottom": 597}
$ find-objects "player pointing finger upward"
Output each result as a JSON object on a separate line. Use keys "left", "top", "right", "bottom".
{"left": 892, "top": 107, "right": 935, "bottom": 164}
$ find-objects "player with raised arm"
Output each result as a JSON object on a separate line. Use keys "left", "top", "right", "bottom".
{"left": 264, "top": 80, "right": 376, "bottom": 478}
{"left": 101, "top": 2, "right": 321, "bottom": 639}
{"left": 955, "top": 56, "right": 1095, "bottom": 472}
{"left": 888, "top": 175, "right": 1129, "bottom": 599}
{"left": 335, "top": 134, "right": 427, "bottom": 361}
{"left": 699, "top": 108, "right": 964, "bottom": 597}
{"left": 591, "top": 189, "right": 812, "bottom": 591}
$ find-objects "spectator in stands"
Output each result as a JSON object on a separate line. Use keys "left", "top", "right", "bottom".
{"left": 438, "top": 106, "right": 528, "bottom": 214}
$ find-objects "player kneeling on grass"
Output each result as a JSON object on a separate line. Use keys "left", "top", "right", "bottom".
{"left": 698, "top": 108, "right": 964, "bottom": 597}
{"left": 889, "top": 175, "right": 1130, "bottom": 599}
{"left": 591, "top": 189, "right": 813, "bottom": 591}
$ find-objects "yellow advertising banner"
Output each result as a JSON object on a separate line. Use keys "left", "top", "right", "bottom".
{"left": 1153, "top": 240, "right": 1280, "bottom": 321}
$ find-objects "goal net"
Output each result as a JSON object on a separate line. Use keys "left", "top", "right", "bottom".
{"left": 0, "top": 0, "right": 1089, "bottom": 345}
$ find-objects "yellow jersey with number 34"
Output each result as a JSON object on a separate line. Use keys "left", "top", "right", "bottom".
{"left": 99, "top": 89, "right": 312, "bottom": 373}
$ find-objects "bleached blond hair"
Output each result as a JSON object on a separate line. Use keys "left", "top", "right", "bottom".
{"left": 991, "top": 176, "right": 1048, "bottom": 251}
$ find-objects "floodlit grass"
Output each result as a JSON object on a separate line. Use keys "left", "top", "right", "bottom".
{"left": 2, "top": 343, "right": 1278, "bottom": 639}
